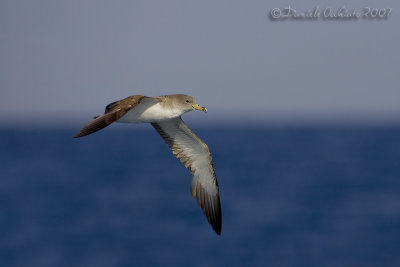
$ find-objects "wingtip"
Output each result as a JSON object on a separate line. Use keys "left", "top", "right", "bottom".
{"left": 73, "top": 131, "right": 85, "bottom": 138}
{"left": 214, "top": 227, "right": 221, "bottom": 235}
{"left": 212, "top": 215, "right": 222, "bottom": 235}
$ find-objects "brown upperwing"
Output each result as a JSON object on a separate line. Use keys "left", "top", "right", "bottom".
{"left": 73, "top": 95, "right": 146, "bottom": 138}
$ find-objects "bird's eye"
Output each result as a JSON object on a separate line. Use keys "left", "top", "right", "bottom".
{"left": 186, "top": 100, "right": 190, "bottom": 103}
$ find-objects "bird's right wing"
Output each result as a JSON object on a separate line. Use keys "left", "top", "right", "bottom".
{"left": 74, "top": 95, "right": 160, "bottom": 138}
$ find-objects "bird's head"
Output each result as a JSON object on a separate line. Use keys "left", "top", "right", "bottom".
{"left": 173, "top": 94, "right": 207, "bottom": 114}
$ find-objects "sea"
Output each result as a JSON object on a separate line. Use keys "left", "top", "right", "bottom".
{"left": 0, "top": 124, "right": 399, "bottom": 267}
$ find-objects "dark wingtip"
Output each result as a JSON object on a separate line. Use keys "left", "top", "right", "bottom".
{"left": 195, "top": 185, "right": 222, "bottom": 236}
{"left": 72, "top": 113, "right": 114, "bottom": 139}
{"left": 73, "top": 127, "right": 97, "bottom": 138}
{"left": 212, "top": 213, "right": 222, "bottom": 235}
{"left": 73, "top": 132, "right": 83, "bottom": 138}
{"left": 73, "top": 128, "right": 92, "bottom": 138}
{"left": 215, "top": 227, "right": 221, "bottom": 235}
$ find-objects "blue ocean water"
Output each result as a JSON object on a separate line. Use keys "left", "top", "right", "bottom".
{"left": 0, "top": 125, "right": 399, "bottom": 266}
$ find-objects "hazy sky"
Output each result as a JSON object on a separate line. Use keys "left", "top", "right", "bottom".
{"left": 0, "top": 0, "right": 399, "bottom": 124}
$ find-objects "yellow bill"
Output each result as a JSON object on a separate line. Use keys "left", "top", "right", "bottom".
{"left": 192, "top": 104, "right": 207, "bottom": 113}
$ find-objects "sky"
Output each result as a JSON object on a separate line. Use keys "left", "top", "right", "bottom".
{"left": 0, "top": 0, "right": 399, "bottom": 124}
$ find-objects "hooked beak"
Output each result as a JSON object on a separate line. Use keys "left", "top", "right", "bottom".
{"left": 192, "top": 104, "right": 207, "bottom": 113}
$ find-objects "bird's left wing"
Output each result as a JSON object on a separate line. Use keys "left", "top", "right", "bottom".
{"left": 151, "top": 117, "right": 222, "bottom": 235}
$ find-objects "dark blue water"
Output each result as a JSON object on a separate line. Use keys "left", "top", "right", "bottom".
{"left": 1, "top": 125, "right": 399, "bottom": 266}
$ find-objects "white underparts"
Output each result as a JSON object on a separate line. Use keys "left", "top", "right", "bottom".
{"left": 117, "top": 102, "right": 184, "bottom": 123}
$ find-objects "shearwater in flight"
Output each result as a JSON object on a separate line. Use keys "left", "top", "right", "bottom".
{"left": 74, "top": 94, "right": 222, "bottom": 235}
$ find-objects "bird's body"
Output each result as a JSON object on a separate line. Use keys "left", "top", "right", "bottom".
{"left": 74, "top": 94, "right": 221, "bottom": 235}
{"left": 118, "top": 102, "right": 175, "bottom": 122}
{"left": 117, "top": 97, "right": 183, "bottom": 123}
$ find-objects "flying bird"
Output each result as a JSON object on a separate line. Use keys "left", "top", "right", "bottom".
{"left": 74, "top": 94, "right": 222, "bottom": 235}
